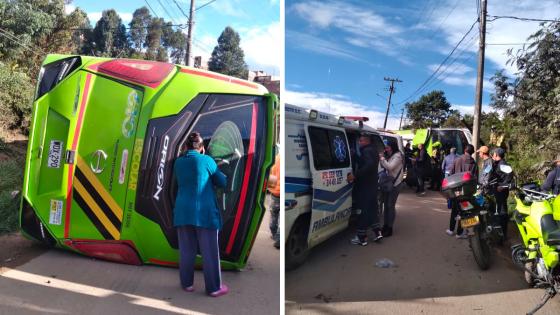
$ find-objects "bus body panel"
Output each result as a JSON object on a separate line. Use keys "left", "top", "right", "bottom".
{"left": 21, "top": 55, "right": 276, "bottom": 269}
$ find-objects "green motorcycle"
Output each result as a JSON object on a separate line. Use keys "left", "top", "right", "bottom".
{"left": 511, "top": 182, "right": 560, "bottom": 314}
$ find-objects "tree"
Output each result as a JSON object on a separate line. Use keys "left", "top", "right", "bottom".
{"left": 404, "top": 90, "right": 452, "bottom": 129}
{"left": 162, "top": 22, "right": 186, "bottom": 64}
{"left": 145, "top": 17, "right": 164, "bottom": 61}
{"left": 129, "top": 7, "right": 151, "bottom": 58}
{"left": 208, "top": 26, "right": 248, "bottom": 79}
{"left": 90, "top": 9, "right": 130, "bottom": 57}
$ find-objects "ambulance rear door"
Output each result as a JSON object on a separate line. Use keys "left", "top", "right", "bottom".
{"left": 304, "top": 123, "right": 353, "bottom": 248}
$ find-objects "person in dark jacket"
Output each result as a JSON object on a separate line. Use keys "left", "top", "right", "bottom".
{"left": 542, "top": 155, "right": 560, "bottom": 195}
{"left": 415, "top": 143, "right": 429, "bottom": 195}
{"left": 489, "top": 147, "right": 513, "bottom": 240}
{"left": 173, "top": 132, "right": 228, "bottom": 297}
{"left": 446, "top": 144, "right": 477, "bottom": 238}
{"left": 348, "top": 134, "right": 380, "bottom": 245}
{"left": 442, "top": 147, "right": 458, "bottom": 177}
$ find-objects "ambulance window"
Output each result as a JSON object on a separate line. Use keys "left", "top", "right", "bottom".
{"left": 308, "top": 126, "right": 350, "bottom": 171}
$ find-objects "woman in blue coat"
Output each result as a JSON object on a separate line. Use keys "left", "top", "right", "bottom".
{"left": 173, "top": 132, "right": 228, "bottom": 297}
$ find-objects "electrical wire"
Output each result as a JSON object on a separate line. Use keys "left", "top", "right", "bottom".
{"left": 144, "top": 0, "right": 159, "bottom": 18}
{"left": 396, "top": 19, "right": 478, "bottom": 105}
{"left": 487, "top": 15, "right": 559, "bottom": 23}
{"left": 196, "top": 0, "right": 218, "bottom": 11}
{"left": 0, "top": 28, "right": 43, "bottom": 56}
{"left": 156, "top": 0, "right": 178, "bottom": 24}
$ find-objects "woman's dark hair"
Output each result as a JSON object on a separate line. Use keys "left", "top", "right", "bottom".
{"left": 388, "top": 142, "right": 399, "bottom": 156}
{"left": 186, "top": 132, "right": 203, "bottom": 150}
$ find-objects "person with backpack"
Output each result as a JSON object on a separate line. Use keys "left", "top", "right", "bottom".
{"left": 489, "top": 147, "right": 513, "bottom": 240}
{"left": 379, "top": 142, "right": 404, "bottom": 237}
{"left": 542, "top": 155, "right": 560, "bottom": 195}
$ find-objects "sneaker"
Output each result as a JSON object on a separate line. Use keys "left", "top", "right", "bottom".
{"left": 445, "top": 229, "right": 454, "bottom": 236}
{"left": 350, "top": 235, "right": 368, "bottom": 246}
{"left": 417, "top": 191, "right": 426, "bottom": 196}
{"left": 210, "top": 284, "right": 229, "bottom": 297}
{"left": 456, "top": 233, "right": 468, "bottom": 239}
{"left": 372, "top": 233, "right": 383, "bottom": 243}
{"left": 183, "top": 286, "right": 195, "bottom": 292}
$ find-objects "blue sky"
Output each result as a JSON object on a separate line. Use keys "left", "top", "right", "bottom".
{"left": 67, "top": 0, "right": 280, "bottom": 75}
{"left": 285, "top": 0, "right": 560, "bottom": 129}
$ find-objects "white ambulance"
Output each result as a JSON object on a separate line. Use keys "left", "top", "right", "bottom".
{"left": 285, "top": 104, "right": 385, "bottom": 269}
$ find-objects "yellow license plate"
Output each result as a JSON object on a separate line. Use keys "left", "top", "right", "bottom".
{"left": 461, "top": 216, "right": 479, "bottom": 228}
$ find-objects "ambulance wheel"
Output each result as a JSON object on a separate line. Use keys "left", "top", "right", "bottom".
{"left": 286, "top": 216, "right": 309, "bottom": 270}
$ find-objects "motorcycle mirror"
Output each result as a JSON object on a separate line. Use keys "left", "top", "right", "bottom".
{"left": 499, "top": 164, "right": 513, "bottom": 174}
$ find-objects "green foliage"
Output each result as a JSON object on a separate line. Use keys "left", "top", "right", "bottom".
{"left": 487, "top": 21, "right": 560, "bottom": 182}
{"left": 129, "top": 7, "right": 151, "bottom": 53}
{"left": 0, "top": 62, "right": 34, "bottom": 133}
{"left": 405, "top": 90, "right": 452, "bottom": 129}
{"left": 0, "top": 141, "right": 25, "bottom": 234}
{"left": 208, "top": 26, "right": 249, "bottom": 79}
{"left": 90, "top": 9, "right": 130, "bottom": 57}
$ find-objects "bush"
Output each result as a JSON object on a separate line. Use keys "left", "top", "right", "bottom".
{"left": 0, "top": 137, "right": 25, "bottom": 234}
{"left": 0, "top": 62, "right": 34, "bottom": 134}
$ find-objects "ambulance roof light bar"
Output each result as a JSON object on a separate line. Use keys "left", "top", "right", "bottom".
{"left": 341, "top": 116, "right": 369, "bottom": 129}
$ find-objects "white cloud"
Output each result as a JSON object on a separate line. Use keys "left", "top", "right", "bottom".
{"left": 241, "top": 22, "right": 281, "bottom": 74}
{"left": 289, "top": 1, "right": 406, "bottom": 63}
{"left": 429, "top": 63, "right": 473, "bottom": 76}
{"left": 210, "top": 0, "right": 247, "bottom": 18}
{"left": 451, "top": 103, "right": 491, "bottom": 116}
{"left": 285, "top": 90, "right": 401, "bottom": 130}
{"left": 429, "top": 0, "right": 560, "bottom": 74}
{"left": 87, "top": 12, "right": 133, "bottom": 24}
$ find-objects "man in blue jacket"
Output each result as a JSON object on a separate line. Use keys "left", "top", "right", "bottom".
{"left": 173, "top": 132, "right": 228, "bottom": 297}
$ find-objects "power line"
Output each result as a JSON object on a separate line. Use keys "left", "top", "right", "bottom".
{"left": 0, "top": 28, "right": 43, "bottom": 56}
{"left": 144, "top": 0, "right": 159, "bottom": 18}
{"left": 486, "top": 42, "right": 529, "bottom": 46}
{"left": 156, "top": 0, "right": 178, "bottom": 24}
{"left": 487, "top": 15, "right": 559, "bottom": 23}
{"left": 172, "top": 0, "right": 190, "bottom": 18}
{"left": 397, "top": 19, "right": 478, "bottom": 105}
{"left": 196, "top": 0, "right": 217, "bottom": 11}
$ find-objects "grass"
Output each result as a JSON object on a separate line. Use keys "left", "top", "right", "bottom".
{"left": 0, "top": 137, "right": 25, "bottom": 234}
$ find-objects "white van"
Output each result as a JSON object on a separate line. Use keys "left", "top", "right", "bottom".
{"left": 285, "top": 104, "right": 385, "bottom": 269}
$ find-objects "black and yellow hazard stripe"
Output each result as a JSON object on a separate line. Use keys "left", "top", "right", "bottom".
{"left": 73, "top": 156, "right": 123, "bottom": 240}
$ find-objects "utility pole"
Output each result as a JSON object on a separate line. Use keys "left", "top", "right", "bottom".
{"left": 185, "top": 0, "right": 195, "bottom": 66}
{"left": 399, "top": 108, "right": 405, "bottom": 130}
{"left": 472, "top": 0, "right": 487, "bottom": 154}
{"left": 383, "top": 77, "right": 403, "bottom": 129}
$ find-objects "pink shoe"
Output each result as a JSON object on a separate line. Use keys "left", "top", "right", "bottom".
{"left": 183, "top": 286, "right": 194, "bottom": 292}
{"left": 209, "top": 284, "right": 229, "bottom": 297}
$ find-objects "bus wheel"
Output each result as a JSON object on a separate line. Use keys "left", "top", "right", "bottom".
{"left": 286, "top": 216, "right": 309, "bottom": 270}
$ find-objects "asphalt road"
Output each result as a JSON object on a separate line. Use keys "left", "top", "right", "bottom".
{"left": 0, "top": 208, "right": 279, "bottom": 315}
{"left": 286, "top": 188, "right": 560, "bottom": 314}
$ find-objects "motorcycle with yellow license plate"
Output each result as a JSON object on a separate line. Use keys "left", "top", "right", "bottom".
{"left": 511, "top": 183, "right": 560, "bottom": 315}
{"left": 441, "top": 165, "right": 513, "bottom": 270}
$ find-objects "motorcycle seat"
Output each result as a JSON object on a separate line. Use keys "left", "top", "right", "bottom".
{"left": 540, "top": 214, "right": 560, "bottom": 245}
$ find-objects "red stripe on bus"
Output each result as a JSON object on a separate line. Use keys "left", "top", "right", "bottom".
{"left": 148, "top": 258, "right": 178, "bottom": 266}
{"left": 225, "top": 102, "right": 258, "bottom": 254}
{"left": 64, "top": 73, "right": 92, "bottom": 238}
{"left": 179, "top": 68, "right": 258, "bottom": 89}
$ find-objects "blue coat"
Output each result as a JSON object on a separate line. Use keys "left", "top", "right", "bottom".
{"left": 173, "top": 150, "right": 227, "bottom": 230}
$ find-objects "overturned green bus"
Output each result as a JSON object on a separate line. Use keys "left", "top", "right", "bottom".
{"left": 20, "top": 54, "right": 277, "bottom": 269}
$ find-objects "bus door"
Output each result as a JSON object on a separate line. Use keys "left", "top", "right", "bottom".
{"left": 304, "top": 123, "right": 353, "bottom": 248}
{"left": 136, "top": 93, "right": 274, "bottom": 264}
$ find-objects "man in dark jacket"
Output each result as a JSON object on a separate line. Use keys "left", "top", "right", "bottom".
{"left": 489, "top": 148, "right": 513, "bottom": 239}
{"left": 415, "top": 143, "right": 429, "bottom": 195}
{"left": 348, "top": 134, "right": 380, "bottom": 245}
{"left": 446, "top": 144, "right": 477, "bottom": 238}
{"left": 542, "top": 155, "right": 560, "bottom": 195}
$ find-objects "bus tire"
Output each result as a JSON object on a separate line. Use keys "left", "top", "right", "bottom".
{"left": 286, "top": 215, "right": 310, "bottom": 270}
